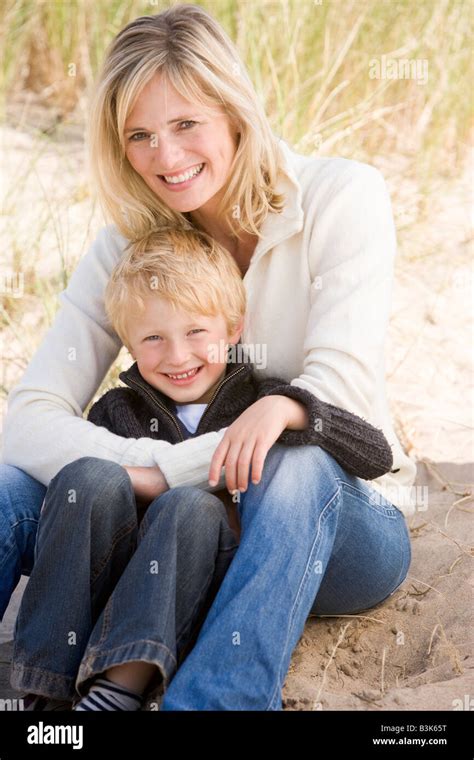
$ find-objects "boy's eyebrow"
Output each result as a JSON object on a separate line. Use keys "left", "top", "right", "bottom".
{"left": 124, "top": 116, "right": 200, "bottom": 133}
{"left": 141, "top": 322, "right": 205, "bottom": 335}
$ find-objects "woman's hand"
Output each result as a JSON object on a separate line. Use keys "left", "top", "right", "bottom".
{"left": 208, "top": 395, "right": 308, "bottom": 493}
{"left": 123, "top": 465, "right": 169, "bottom": 506}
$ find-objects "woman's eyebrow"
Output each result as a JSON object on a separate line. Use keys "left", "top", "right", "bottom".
{"left": 124, "top": 116, "right": 200, "bottom": 133}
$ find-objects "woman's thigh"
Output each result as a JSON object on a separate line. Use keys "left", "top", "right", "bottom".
{"left": 309, "top": 478, "right": 412, "bottom": 615}
{"left": 0, "top": 463, "right": 46, "bottom": 616}
{"left": 0, "top": 464, "right": 45, "bottom": 571}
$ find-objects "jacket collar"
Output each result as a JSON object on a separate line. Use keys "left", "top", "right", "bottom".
{"left": 119, "top": 358, "right": 254, "bottom": 416}
{"left": 249, "top": 138, "right": 304, "bottom": 269}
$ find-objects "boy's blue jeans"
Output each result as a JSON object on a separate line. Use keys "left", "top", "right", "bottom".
{"left": 9, "top": 457, "right": 238, "bottom": 702}
{"left": 1, "top": 444, "right": 411, "bottom": 710}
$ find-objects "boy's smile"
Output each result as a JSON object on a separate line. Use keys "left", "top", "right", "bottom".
{"left": 126, "top": 296, "right": 242, "bottom": 405}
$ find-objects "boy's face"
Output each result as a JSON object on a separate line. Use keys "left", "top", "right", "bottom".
{"left": 126, "top": 296, "right": 243, "bottom": 405}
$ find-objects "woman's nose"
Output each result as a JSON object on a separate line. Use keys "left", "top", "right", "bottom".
{"left": 150, "top": 134, "right": 184, "bottom": 173}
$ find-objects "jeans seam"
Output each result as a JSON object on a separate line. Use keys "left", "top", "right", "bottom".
{"left": 175, "top": 567, "right": 216, "bottom": 651}
{"left": 339, "top": 480, "right": 399, "bottom": 518}
{"left": 90, "top": 518, "right": 137, "bottom": 583}
{"left": 93, "top": 590, "right": 114, "bottom": 648}
{"left": 9, "top": 517, "right": 39, "bottom": 531}
{"left": 81, "top": 639, "right": 177, "bottom": 672}
{"left": 393, "top": 514, "right": 411, "bottom": 591}
{"left": 265, "top": 485, "right": 342, "bottom": 711}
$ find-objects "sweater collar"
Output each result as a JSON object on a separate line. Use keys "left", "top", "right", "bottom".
{"left": 119, "top": 358, "right": 254, "bottom": 415}
{"left": 249, "top": 138, "right": 304, "bottom": 269}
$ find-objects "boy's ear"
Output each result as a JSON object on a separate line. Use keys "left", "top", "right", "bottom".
{"left": 229, "top": 316, "right": 244, "bottom": 345}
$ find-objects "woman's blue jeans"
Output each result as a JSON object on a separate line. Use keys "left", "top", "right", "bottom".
{"left": 1, "top": 444, "right": 411, "bottom": 710}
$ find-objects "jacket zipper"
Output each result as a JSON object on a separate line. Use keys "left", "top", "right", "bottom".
{"left": 125, "top": 377, "right": 185, "bottom": 442}
{"left": 125, "top": 364, "right": 248, "bottom": 441}
{"left": 194, "top": 365, "right": 247, "bottom": 435}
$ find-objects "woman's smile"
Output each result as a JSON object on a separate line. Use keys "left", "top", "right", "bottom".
{"left": 157, "top": 163, "right": 206, "bottom": 192}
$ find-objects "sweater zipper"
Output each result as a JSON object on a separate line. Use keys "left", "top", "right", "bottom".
{"left": 194, "top": 365, "right": 247, "bottom": 435}
{"left": 125, "top": 377, "right": 185, "bottom": 442}
{"left": 125, "top": 364, "right": 247, "bottom": 441}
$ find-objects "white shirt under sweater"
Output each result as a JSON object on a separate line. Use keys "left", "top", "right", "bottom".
{"left": 1, "top": 139, "right": 417, "bottom": 516}
{"left": 175, "top": 404, "right": 207, "bottom": 435}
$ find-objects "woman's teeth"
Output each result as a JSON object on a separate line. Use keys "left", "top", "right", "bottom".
{"left": 166, "top": 366, "right": 201, "bottom": 380}
{"left": 162, "top": 164, "right": 204, "bottom": 184}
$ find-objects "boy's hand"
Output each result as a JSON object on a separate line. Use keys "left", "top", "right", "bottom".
{"left": 123, "top": 465, "right": 169, "bottom": 506}
{"left": 208, "top": 395, "right": 308, "bottom": 493}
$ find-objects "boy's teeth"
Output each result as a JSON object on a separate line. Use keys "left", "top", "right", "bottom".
{"left": 163, "top": 164, "right": 204, "bottom": 184}
{"left": 167, "top": 367, "right": 199, "bottom": 379}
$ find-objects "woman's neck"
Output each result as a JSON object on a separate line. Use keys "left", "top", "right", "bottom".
{"left": 188, "top": 211, "right": 258, "bottom": 274}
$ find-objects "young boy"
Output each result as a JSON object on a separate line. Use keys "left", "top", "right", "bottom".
{"left": 89, "top": 225, "right": 394, "bottom": 523}
{"left": 12, "top": 225, "right": 394, "bottom": 711}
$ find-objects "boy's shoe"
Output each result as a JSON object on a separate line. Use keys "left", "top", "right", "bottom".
{"left": 23, "top": 693, "right": 73, "bottom": 711}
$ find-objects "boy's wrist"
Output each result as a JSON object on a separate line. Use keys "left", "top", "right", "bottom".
{"left": 124, "top": 465, "right": 169, "bottom": 504}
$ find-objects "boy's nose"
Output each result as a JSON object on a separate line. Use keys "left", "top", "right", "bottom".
{"left": 164, "top": 342, "right": 192, "bottom": 368}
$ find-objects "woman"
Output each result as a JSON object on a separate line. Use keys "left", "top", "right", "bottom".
{"left": 1, "top": 4, "right": 415, "bottom": 710}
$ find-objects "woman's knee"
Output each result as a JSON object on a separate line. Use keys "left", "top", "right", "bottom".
{"left": 242, "top": 444, "right": 342, "bottom": 526}
{"left": 261, "top": 444, "right": 343, "bottom": 489}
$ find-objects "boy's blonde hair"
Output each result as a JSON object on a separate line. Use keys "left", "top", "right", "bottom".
{"left": 105, "top": 225, "right": 247, "bottom": 351}
{"left": 87, "top": 3, "right": 285, "bottom": 241}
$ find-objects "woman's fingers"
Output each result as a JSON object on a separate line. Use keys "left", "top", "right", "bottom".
{"left": 236, "top": 441, "right": 256, "bottom": 491}
{"left": 223, "top": 440, "right": 245, "bottom": 492}
{"left": 208, "top": 437, "right": 230, "bottom": 486}
{"left": 209, "top": 428, "right": 270, "bottom": 491}
{"left": 250, "top": 441, "right": 268, "bottom": 485}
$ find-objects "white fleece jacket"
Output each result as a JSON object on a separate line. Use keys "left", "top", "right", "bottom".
{"left": 1, "top": 139, "right": 417, "bottom": 516}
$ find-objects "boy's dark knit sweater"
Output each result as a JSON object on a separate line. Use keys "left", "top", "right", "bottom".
{"left": 87, "top": 359, "right": 395, "bottom": 481}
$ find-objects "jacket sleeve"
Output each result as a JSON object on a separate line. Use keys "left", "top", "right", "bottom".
{"left": 256, "top": 377, "right": 393, "bottom": 480}
{"left": 1, "top": 225, "right": 228, "bottom": 490}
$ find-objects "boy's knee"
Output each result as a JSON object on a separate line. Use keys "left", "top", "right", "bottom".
{"left": 45, "top": 458, "right": 133, "bottom": 521}
{"left": 146, "top": 486, "right": 225, "bottom": 529}
{"left": 50, "top": 457, "right": 128, "bottom": 490}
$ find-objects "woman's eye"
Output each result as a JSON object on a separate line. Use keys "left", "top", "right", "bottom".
{"left": 128, "top": 132, "right": 149, "bottom": 142}
{"left": 189, "top": 329, "right": 204, "bottom": 335}
{"left": 145, "top": 335, "right": 161, "bottom": 341}
{"left": 128, "top": 123, "right": 196, "bottom": 141}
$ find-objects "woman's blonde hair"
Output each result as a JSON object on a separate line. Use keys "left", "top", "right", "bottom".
{"left": 105, "top": 225, "right": 247, "bottom": 351}
{"left": 87, "top": 3, "right": 285, "bottom": 241}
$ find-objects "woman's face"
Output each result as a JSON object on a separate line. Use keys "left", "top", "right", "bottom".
{"left": 124, "top": 73, "right": 239, "bottom": 217}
